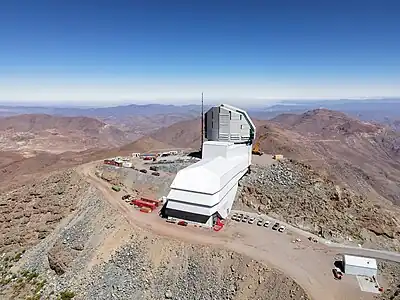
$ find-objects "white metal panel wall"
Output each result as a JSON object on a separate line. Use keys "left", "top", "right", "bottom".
{"left": 202, "top": 142, "right": 230, "bottom": 159}
{"left": 205, "top": 105, "right": 253, "bottom": 143}
{"left": 344, "top": 265, "right": 377, "bottom": 277}
{"left": 205, "top": 107, "right": 220, "bottom": 141}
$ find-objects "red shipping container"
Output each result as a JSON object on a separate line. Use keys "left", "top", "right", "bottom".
{"left": 130, "top": 199, "right": 156, "bottom": 210}
{"left": 141, "top": 197, "right": 160, "bottom": 207}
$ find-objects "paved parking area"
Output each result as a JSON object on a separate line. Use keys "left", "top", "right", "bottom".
{"left": 356, "top": 276, "right": 380, "bottom": 294}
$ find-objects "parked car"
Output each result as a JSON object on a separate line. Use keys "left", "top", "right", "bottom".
{"left": 335, "top": 267, "right": 343, "bottom": 276}
{"left": 248, "top": 217, "right": 255, "bottom": 224}
{"left": 177, "top": 220, "right": 188, "bottom": 226}
{"left": 231, "top": 214, "right": 238, "bottom": 220}
{"left": 236, "top": 214, "right": 243, "bottom": 222}
{"left": 278, "top": 225, "right": 286, "bottom": 232}
{"left": 257, "top": 219, "right": 264, "bottom": 226}
{"left": 272, "top": 222, "right": 280, "bottom": 230}
{"left": 139, "top": 169, "right": 147, "bottom": 173}
{"left": 151, "top": 171, "right": 160, "bottom": 176}
{"left": 149, "top": 166, "right": 159, "bottom": 171}
{"left": 263, "top": 220, "right": 270, "bottom": 227}
{"left": 242, "top": 215, "right": 249, "bottom": 222}
{"left": 166, "top": 218, "right": 177, "bottom": 224}
{"left": 121, "top": 194, "right": 130, "bottom": 200}
{"left": 332, "top": 268, "right": 342, "bottom": 280}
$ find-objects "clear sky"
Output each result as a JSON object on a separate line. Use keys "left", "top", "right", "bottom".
{"left": 0, "top": 0, "right": 399, "bottom": 106}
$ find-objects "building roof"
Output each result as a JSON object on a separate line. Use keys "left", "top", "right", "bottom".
{"left": 343, "top": 255, "right": 377, "bottom": 269}
{"left": 170, "top": 155, "right": 244, "bottom": 194}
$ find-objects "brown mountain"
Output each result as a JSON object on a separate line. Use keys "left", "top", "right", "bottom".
{"left": 148, "top": 109, "right": 400, "bottom": 205}
{"left": 150, "top": 118, "right": 202, "bottom": 149}
{"left": 149, "top": 118, "right": 270, "bottom": 150}
{"left": 0, "top": 114, "right": 130, "bottom": 154}
{"left": 119, "top": 136, "right": 173, "bottom": 153}
{"left": 263, "top": 109, "right": 400, "bottom": 205}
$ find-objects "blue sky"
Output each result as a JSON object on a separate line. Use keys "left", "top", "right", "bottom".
{"left": 0, "top": 0, "right": 399, "bottom": 105}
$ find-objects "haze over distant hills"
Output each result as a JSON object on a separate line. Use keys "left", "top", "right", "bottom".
{"left": 1, "top": 99, "right": 399, "bottom": 125}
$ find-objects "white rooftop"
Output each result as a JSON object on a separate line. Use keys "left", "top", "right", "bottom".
{"left": 343, "top": 255, "right": 377, "bottom": 269}
{"left": 170, "top": 155, "right": 244, "bottom": 194}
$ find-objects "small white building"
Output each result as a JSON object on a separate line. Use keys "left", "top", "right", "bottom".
{"left": 122, "top": 161, "right": 133, "bottom": 168}
{"left": 343, "top": 255, "right": 377, "bottom": 277}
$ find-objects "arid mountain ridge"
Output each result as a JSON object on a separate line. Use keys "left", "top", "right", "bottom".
{"left": 1, "top": 108, "right": 400, "bottom": 207}
{"left": 0, "top": 114, "right": 131, "bottom": 155}
{"left": 146, "top": 108, "right": 400, "bottom": 206}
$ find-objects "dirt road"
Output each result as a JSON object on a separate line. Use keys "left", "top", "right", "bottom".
{"left": 78, "top": 162, "right": 375, "bottom": 300}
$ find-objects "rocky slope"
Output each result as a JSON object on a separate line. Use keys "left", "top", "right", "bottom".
{"left": 0, "top": 169, "right": 89, "bottom": 254}
{"left": 377, "top": 261, "right": 400, "bottom": 300}
{"left": 236, "top": 159, "right": 400, "bottom": 251}
{"left": 265, "top": 109, "right": 400, "bottom": 205}
{"left": 0, "top": 167, "right": 310, "bottom": 300}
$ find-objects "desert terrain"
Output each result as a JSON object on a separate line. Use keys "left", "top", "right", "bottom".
{"left": 0, "top": 107, "right": 400, "bottom": 300}
{"left": 0, "top": 114, "right": 131, "bottom": 155}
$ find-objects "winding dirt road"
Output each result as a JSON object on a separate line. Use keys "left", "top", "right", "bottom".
{"left": 78, "top": 162, "right": 380, "bottom": 300}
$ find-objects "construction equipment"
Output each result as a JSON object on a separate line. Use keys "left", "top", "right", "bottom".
{"left": 140, "top": 207, "right": 152, "bottom": 213}
{"left": 273, "top": 154, "right": 283, "bottom": 160}
{"left": 252, "top": 141, "right": 264, "bottom": 156}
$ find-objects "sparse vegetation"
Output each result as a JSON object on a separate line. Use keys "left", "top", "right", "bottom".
{"left": 58, "top": 290, "right": 76, "bottom": 300}
{"left": 0, "top": 253, "right": 46, "bottom": 300}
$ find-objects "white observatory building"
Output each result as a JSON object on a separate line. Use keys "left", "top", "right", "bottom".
{"left": 163, "top": 104, "right": 256, "bottom": 226}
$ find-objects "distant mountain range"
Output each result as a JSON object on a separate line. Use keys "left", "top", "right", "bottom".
{"left": 0, "top": 103, "right": 204, "bottom": 117}
{"left": 0, "top": 98, "right": 399, "bottom": 127}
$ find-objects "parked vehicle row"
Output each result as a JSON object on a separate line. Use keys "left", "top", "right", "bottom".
{"left": 231, "top": 213, "right": 285, "bottom": 232}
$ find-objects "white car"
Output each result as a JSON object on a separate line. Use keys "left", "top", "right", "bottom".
{"left": 278, "top": 225, "right": 286, "bottom": 232}
{"left": 263, "top": 221, "right": 270, "bottom": 227}
{"left": 248, "top": 217, "right": 255, "bottom": 224}
{"left": 242, "top": 215, "right": 249, "bottom": 222}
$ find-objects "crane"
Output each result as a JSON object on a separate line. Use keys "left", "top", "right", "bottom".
{"left": 252, "top": 140, "right": 264, "bottom": 156}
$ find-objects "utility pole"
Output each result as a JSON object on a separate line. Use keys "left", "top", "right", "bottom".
{"left": 201, "top": 92, "right": 204, "bottom": 151}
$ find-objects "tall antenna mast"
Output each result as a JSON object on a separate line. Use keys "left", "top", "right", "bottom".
{"left": 201, "top": 92, "right": 204, "bottom": 150}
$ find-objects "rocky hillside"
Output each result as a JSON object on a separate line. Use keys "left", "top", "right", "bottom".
{"left": 0, "top": 169, "right": 89, "bottom": 254}
{"left": 262, "top": 109, "right": 400, "bottom": 205}
{"left": 236, "top": 159, "right": 400, "bottom": 251}
{"left": 0, "top": 114, "right": 130, "bottom": 154}
{"left": 0, "top": 166, "right": 310, "bottom": 300}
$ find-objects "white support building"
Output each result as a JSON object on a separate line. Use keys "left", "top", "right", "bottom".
{"left": 163, "top": 104, "right": 256, "bottom": 226}
{"left": 343, "top": 255, "right": 378, "bottom": 277}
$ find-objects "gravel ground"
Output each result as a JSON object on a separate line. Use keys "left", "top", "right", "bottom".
{"left": 81, "top": 233, "right": 310, "bottom": 300}
{"left": 1, "top": 165, "right": 311, "bottom": 300}
{"left": 97, "top": 160, "right": 196, "bottom": 199}
{"left": 376, "top": 261, "right": 400, "bottom": 300}
{"left": 236, "top": 159, "right": 400, "bottom": 251}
